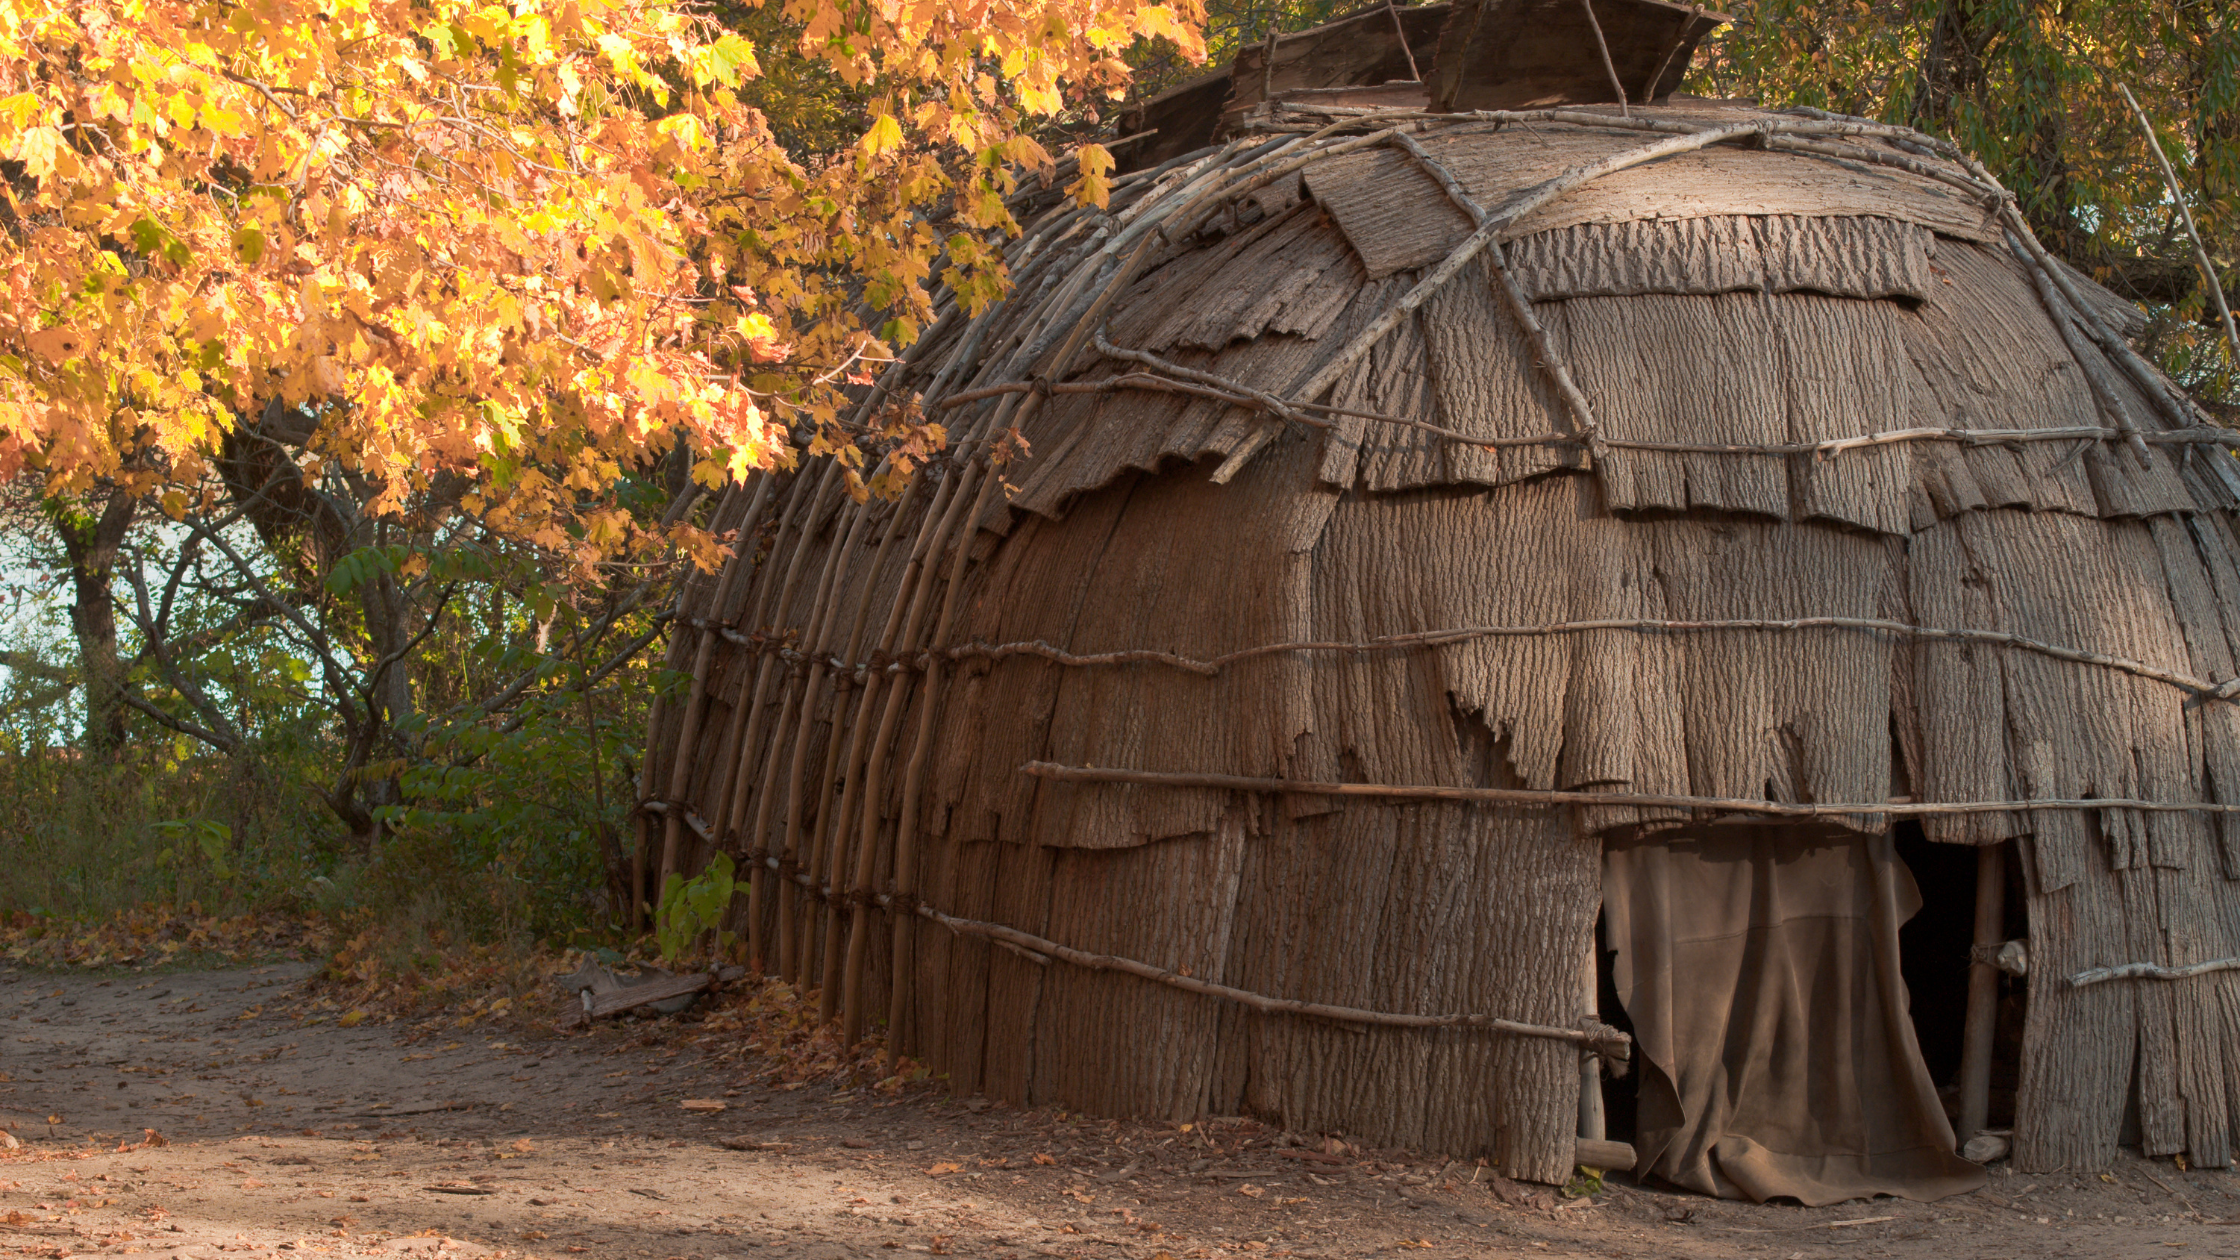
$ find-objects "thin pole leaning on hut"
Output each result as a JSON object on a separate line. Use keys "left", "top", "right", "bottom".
{"left": 884, "top": 455, "right": 1006, "bottom": 1064}
{"left": 810, "top": 196, "right": 1115, "bottom": 1004}
{"left": 784, "top": 326, "right": 972, "bottom": 992}
{"left": 1578, "top": 928, "right": 1606, "bottom": 1144}
{"left": 676, "top": 472, "right": 782, "bottom": 879}
{"left": 1575, "top": 0, "right": 1629, "bottom": 118}
{"left": 789, "top": 480, "right": 894, "bottom": 988}
{"left": 703, "top": 314, "right": 964, "bottom": 971}
{"left": 1386, "top": 0, "right": 1421, "bottom": 83}
{"left": 756, "top": 165, "right": 1112, "bottom": 1001}
{"left": 705, "top": 468, "right": 821, "bottom": 969}
{"left": 872, "top": 161, "right": 1227, "bottom": 1061}
{"left": 833, "top": 467, "right": 964, "bottom": 1043}
{"left": 2118, "top": 83, "right": 2240, "bottom": 372}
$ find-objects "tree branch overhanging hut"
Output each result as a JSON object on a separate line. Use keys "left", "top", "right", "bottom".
{"left": 637, "top": 0, "right": 2240, "bottom": 1203}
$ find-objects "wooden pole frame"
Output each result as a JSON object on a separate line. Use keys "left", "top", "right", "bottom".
{"left": 1957, "top": 842, "right": 2008, "bottom": 1143}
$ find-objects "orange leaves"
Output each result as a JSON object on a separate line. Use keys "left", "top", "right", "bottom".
{"left": 0, "top": 905, "right": 329, "bottom": 969}
{"left": 1067, "top": 142, "right": 1117, "bottom": 208}
{"left": 0, "top": 0, "right": 780, "bottom": 554}
{"left": 0, "top": 0, "right": 1203, "bottom": 577}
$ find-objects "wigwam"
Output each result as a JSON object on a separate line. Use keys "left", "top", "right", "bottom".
{"left": 635, "top": 0, "right": 2240, "bottom": 1203}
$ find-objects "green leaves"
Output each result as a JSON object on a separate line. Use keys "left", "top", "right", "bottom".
{"left": 155, "top": 817, "right": 237, "bottom": 880}
{"left": 1688, "top": 0, "right": 2238, "bottom": 403}
{"left": 127, "top": 218, "right": 192, "bottom": 270}
{"left": 324, "top": 546, "right": 408, "bottom": 597}
{"left": 654, "top": 852, "right": 742, "bottom": 962}
{"left": 324, "top": 545, "right": 500, "bottom": 596}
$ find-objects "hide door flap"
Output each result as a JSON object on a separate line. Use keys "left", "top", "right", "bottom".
{"left": 1602, "top": 824, "right": 1987, "bottom": 1205}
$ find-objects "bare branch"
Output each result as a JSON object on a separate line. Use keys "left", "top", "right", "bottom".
{"left": 119, "top": 690, "right": 242, "bottom": 754}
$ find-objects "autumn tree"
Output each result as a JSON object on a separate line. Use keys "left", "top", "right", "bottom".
{"left": 0, "top": 0, "right": 1204, "bottom": 834}
{"left": 1690, "top": 0, "right": 2239, "bottom": 403}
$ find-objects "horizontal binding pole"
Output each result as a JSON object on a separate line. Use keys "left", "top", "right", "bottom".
{"left": 721, "top": 850, "right": 1624, "bottom": 1055}
{"left": 2069, "top": 956, "right": 2240, "bottom": 988}
{"left": 693, "top": 615, "right": 2240, "bottom": 703}
{"left": 938, "top": 359, "right": 2236, "bottom": 460}
{"left": 911, "top": 902, "right": 1630, "bottom": 1057}
{"left": 1022, "top": 761, "right": 2240, "bottom": 818}
{"left": 640, "top": 799, "right": 718, "bottom": 843}
{"left": 1254, "top": 103, "right": 1988, "bottom": 169}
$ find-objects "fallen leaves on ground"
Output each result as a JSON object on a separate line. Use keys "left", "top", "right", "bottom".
{"left": 311, "top": 925, "right": 572, "bottom": 1031}
{"left": 689, "top": 977, "right": 935, "bottom": 1094}
{"left": 0, "top": 905, "right": 331, "bottom": 969}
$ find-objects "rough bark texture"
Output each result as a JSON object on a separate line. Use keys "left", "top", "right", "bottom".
{"left": 53, "top": 490, "right": 137, "bottom": 755}
{"left": 650, "top": 101, "right": 2240, "bottom": 1180}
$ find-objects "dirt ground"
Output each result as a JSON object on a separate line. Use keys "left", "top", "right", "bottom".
{"left": 4, "top": 964, "right": 2238, "bottom": 1260}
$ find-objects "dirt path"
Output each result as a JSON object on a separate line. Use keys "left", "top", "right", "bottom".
{"left": 3, "top": 965, "right": 2237, "bottom": 1260}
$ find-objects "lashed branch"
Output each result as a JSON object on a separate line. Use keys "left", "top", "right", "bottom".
{"left": 1021, "top": 761, "right": 2240, "bottom": 818}
{"left": 2069, "top": 957, "right": 2240, "bottom": 988}
{"left": 2007, "top": 231, "right": 2154, "bottom": 459}
{"left": 1389, "top": 128, "right": 1609, "bottom": 464}
{"left": 907, "top": 107, "right": 2226, "bottom": 496}
{"left": 940, "top": 363, "right": 2234, "bottom": 457}
{"left": 700, "top": 613, "right": 2240, "bottom": 703}
{"left": 641, "top": 794, "right": 1629, "bottom": 1058}
{"left": 1222, "top": 102, "right": 2198, "bottom": 476}
{"left": 1210, "top": 120, "right": 1836, "bottom": 483}
{"left": 910, "top": 902, "right": 1629, "bottom": 1056}
{"left": 1087, "top": 333, "right": 1495, "bottom": 445}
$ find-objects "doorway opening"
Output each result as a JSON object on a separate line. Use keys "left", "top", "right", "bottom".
{"left": 1893, "top": 824, "right": 2028, "bottom": 1129}
{"left": 1592, "top": 906, "right": 1637, "bottom": 1147}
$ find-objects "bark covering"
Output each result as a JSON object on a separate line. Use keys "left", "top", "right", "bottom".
{"left": 647, "top": 101, "right": 2240, "bottom": 1180}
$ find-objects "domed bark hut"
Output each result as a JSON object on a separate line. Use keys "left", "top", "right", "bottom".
{"left": 636, "top": 0, "right": 2240, "bottom": 1201}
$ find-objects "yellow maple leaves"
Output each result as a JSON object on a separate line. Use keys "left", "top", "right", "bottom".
{"left": 0, "top": 0, "right": 1204, "bottom": 576}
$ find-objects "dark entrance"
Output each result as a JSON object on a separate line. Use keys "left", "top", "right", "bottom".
{"left": 1894, "top": 824, "right": 2027, "bottom": 1130}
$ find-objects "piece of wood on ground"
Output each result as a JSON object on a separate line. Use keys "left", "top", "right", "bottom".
{"left": 556, "top": 972, "right": 713, "bottom": 1028}
{"left": 1574, "top": 1137, "right": 1636, "bottom": 1170}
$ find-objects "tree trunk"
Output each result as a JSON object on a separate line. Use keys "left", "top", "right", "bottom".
{"left": 352, "top": 567, "right": 417, "bottom": 843}
{"left": 52, "top": 491, "right": 137, "bottom": 756}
